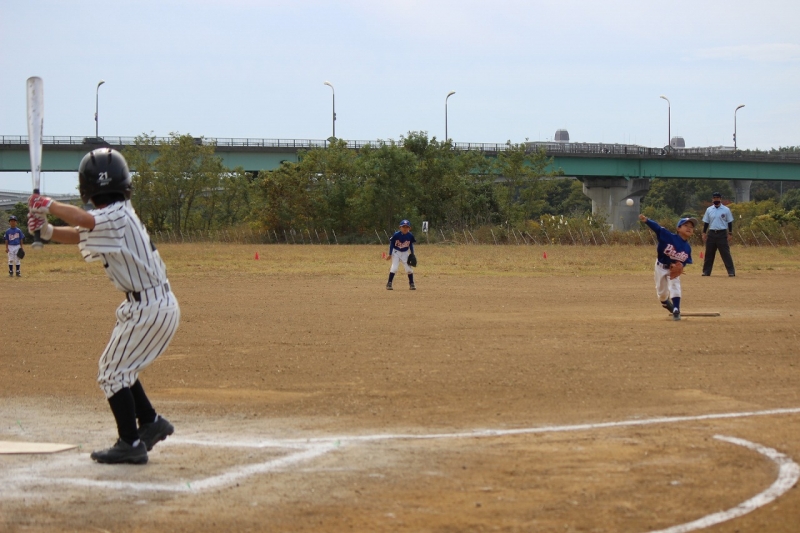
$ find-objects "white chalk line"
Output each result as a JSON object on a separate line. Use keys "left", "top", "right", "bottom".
{"left": 53, "top": 443, "right": 337, "bottom": 493}
{"left": 647, "top": 435, "right": 800, "bottom": 533}
{"left": 3, "top": 406, "right": 800, "bottom": 532}
{"left": 171, "top": 406, "right": 800, "bottom": 448}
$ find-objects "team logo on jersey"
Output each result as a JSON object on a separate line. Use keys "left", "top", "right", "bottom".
{"left": 395, "top": 241, "right": 411, "bottom": 249}
{"left": 97, "top": 171, "right": 112, "bottom": 187}
{"left": 664, "top": 244, "right": 689, "bottom": 263}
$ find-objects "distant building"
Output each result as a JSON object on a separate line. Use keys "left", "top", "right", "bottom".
{"left": 554, "top": 129, "right": 570, "bottom": 142}
{"left": 670, "top": 136, "right": 685, "bottom": 148}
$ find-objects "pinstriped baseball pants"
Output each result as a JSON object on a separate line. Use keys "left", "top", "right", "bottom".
{"left": 97, "top": 290, "right": 180, "bottom": 398}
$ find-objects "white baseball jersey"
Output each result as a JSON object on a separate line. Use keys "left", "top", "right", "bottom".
{"left": 79, "top": 200, "right": 180, "bottom": 398}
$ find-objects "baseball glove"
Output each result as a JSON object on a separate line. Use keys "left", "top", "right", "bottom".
{"left": 669, "top": 262, "right": 683, "bottom": 279}
{"left": 407, "top": 253, "right": 417, "bottom": 267}
{"left": 16, "top": 248, "right": 25, "bottom": 260}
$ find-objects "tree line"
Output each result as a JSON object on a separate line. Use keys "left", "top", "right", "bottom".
{"left": 3, "top": 133, "right": 800, "bottom": 243}
{"left": 122, "top": 132, "right": 593, "bottom": 239}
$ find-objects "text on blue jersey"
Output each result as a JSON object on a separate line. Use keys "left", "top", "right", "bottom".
{"left": 4, "top": 228, "right": 24, "bottom": 246}
{"left": 389, "top": 231, "right": 416, "bottom": 255}
{"left": 644, "top": 218, "right": 692, "bottom": 266}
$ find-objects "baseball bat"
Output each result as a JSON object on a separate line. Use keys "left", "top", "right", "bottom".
{"left": 26, "top": 76, "right": 45, "bottom": 249}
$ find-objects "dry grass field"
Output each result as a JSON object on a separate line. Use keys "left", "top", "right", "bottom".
{"left": 1, "top": 243, "right": 800, "bottom": 533}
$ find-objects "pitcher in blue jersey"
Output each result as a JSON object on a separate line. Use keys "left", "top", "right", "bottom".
{"left": 385, "top": 219, "right": 416, "bottom": 290}
{"left": 638, "top": 214, "right": 697, "bottom": 321}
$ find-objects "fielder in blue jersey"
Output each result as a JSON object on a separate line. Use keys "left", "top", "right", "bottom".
{"left": 639, "top": 214, "right": 697, "bottom": 321}
{"left": 385, "top": 219, "right": 416, "bottom": 290}
{"left": 4, "top": 215, "right": 25, "bottom": 277}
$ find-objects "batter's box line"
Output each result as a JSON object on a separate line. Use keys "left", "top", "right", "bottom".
{"left": 22, "top": 443, "right": 338, "bottom": 494}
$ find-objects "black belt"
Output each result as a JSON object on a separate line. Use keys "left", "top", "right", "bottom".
{"left": 127, "top": 283, "right": 170, "bottom": 303}
{"left": 708, "top": 229, "right": 728, "bottom": 233}
{"left": 657, "top": 261, "right": 671, "bottom": 270}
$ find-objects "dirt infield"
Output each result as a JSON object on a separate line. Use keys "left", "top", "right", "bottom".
{"left": 2, "top": 244, "right": 800, "bottom": 532}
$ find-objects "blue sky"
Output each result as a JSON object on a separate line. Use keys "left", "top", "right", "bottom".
{"left": 2, "top": 0, "right": 799, "bottom": 193}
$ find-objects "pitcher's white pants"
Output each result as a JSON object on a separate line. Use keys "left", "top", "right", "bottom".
{"left": 653, "top": 261, "right": 681, "bottom": 302}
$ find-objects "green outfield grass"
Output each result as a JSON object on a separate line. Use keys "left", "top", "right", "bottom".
{"left": 14, "top": 243, "right": 800, "bottom": 280}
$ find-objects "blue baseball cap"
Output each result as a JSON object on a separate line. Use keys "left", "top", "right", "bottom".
{"left": 8, "top": 215, "right": 17, "bottom": 221}
{"left": 399, "top": 219, "right": 411, "bottom": 227}
{"left": 677, "top": 217, "right": 698, "bottom": 228}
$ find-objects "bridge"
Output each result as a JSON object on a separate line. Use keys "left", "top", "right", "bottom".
{"left": 0, "top": 190, "right": 81, "bottom": 211}
{"left": 2, "top": 135, "right": 799, "bottom": 230}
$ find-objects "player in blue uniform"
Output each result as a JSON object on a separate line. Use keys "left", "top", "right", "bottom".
{"left": 639, "top": 214, "right": 697, "bottom": 321}
{"left": 385, "top": 219, "right": 416, "bottom": 290}
{"left": 4, "top": 215, "right": 25, "bottom": 278}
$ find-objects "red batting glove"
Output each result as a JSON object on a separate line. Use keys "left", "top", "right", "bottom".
{"left": 28, "top": 194, "right": 53, "bottom": 215}
{"left": 27, "top": 212, "right": 53, "bottom": 240}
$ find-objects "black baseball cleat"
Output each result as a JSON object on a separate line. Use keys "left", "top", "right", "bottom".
{"left": 16, "top": 272, "right": 21, "bottom": 277}
{"left": 672, "top": 308, "right": 681, "bottom": 321}
{"left": 138, "top": 415, "right": 174, "bottom": 451}
{"left": 661, "top": 299, "right": 674, "bottom": 313}
{"left": 90, "top": 439, "right": 148, "bottom": 464}
{"left": 386, "top": 283, "right": 393, "bottom": 290}
{"left": 409, "top": 283, "right": 416, "bottom": 290}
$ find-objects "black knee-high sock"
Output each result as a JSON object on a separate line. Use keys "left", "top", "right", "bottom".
{"left": 8, "top": 264, "right": 12, "bottom": 275}
{"left": 130, "top": 380, "right": 157, "bottom": 426}
{"left": 672, "top": 297, "right": 681, "bottom": 311}
{"left": 107, "top": 388, "right": 140, "bottom": 445}
{"left": 388, "top": 272, "right": 396, "bottom": 283}
{"left": 408, "top": 273, "right": 414, "bottom": 284}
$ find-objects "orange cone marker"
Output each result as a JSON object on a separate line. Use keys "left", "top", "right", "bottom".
{"left": 543, "top": 252, "right": 547, "bottom": 259}
{"left": 255, "top": 252, "right": 260, "bottom": 260}
{"left": 700, "top": 251, "right": 704, "bottom": 259}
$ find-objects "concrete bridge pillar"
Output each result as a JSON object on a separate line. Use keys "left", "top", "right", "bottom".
{"left": 581, "top": 177, "right": 652, "bottom": 231}
{"left": 731, "top": 179, "right": 752, "bottom": 203}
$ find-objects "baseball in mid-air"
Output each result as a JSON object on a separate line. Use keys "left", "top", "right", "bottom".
{"left": 626, "top": 199, "right": 634, "bottom": 206}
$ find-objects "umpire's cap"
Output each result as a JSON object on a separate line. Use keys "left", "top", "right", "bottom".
{"left": 8, "top": 215, "right": 18, "bottom": 222}
{"left": 677, "top": 217, "right": 698, "bottom": 228}
{"left": 399, "top": 219, "right": 411, "bottom": 227}
{"left": 712, "top": 191, "right": 722, "bottom": 198}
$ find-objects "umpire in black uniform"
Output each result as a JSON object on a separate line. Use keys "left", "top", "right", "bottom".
{"left": 701, "top": 192, "right": 736, "bottom": 277}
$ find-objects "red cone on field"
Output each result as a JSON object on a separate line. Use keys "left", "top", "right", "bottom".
{"left": 382, "top": 252, "right": 386, "bottom": 259}
{"left": 700, "top": 251, "right": 704, "bottom": 259}
{"left": 255, "top": 252, "right": 260, "bottom": 260}
{"left": 543, "top": 251, "right": 547, "bottom": 259}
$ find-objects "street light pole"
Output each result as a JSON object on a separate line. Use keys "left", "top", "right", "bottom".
{"left": 95, "top": 80, "right": 105, "bottom": 138}
{"left": 659, "top": 95, "right": 670, "bottom": 147}
{"left": 734, "top": 104, "right": 745, "bottom": 151}
{"left": 445, "top": 90, "right": 456, "bottom": 141}
{"left": 323, "top": 81, "right": 336, "bottom": 139}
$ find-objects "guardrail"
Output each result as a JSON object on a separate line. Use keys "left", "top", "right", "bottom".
{"left": 1, "top": 135, "right": 799, "bottom": 161}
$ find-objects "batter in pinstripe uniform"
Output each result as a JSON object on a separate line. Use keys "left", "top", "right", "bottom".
{"left": 28, "top": 148, "right": 179, "bottom": 465}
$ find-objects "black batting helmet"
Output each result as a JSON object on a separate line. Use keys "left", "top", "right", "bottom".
{"left": 78, "top": 148, "right": 132, "bottom": 204}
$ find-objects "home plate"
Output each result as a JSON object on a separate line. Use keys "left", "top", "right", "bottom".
{"left": 0, "top": 441, "right": 78, "bottom": 454}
